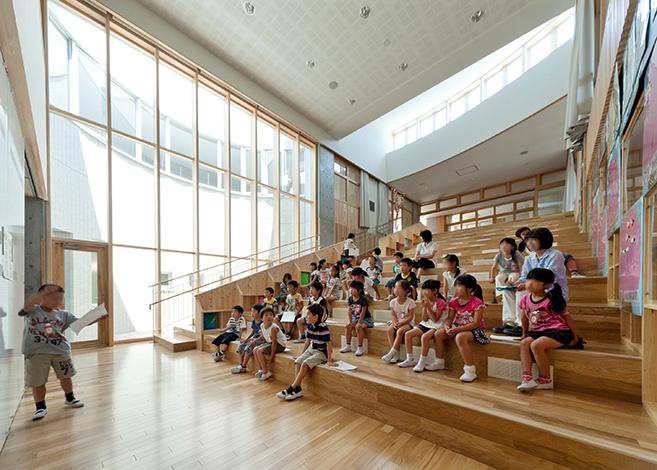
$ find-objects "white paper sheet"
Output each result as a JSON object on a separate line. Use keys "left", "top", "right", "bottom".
{"left": 70, "top": 304, "right": 107, "bottom": 334}
{"left": 334, "top": 360, "right": 357, "bottom": 371}
{"left": 490, "top": 334, "right": 521, "bottom": 342}
{"left": 280, "top": 310, "right": 297, "bottom": 323}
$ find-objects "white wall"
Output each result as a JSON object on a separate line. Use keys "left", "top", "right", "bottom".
{"left": 12, "top": 0, "right": 47, "bottom": 177}
{"left": 385, "top": 41, "right": 571, "bottom": 181}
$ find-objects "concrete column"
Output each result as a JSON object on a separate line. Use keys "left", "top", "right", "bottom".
{"left": 25, "top": 196, "right": 46, "bottom": 296}
{"left": 318, "top": 146, "right": 334, "bottom": 248}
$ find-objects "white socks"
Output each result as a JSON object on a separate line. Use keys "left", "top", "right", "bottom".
{"left": 407, "top": 353, "right": 413, "bottom": 360}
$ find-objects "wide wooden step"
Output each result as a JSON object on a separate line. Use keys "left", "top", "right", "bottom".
{"left": 207, "top": 339, "right": 657, "bottom": 470}
{"left": 154, "top": 332, "right": 196, "bottom": 352}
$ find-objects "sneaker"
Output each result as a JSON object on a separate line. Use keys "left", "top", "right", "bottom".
{"left": 571, "top": 273, "right": 586, "bottom": 278}
{"left": 339, "top": 345, "right": 352, "bottom": 353}
{"left": 231, "top": 365, "right": 246, "bottom": 374}
{"left": 389, "top": 350, "right": 400, "bottom": 364}
{"left": 64, "top": 398, "right": 84, "bottom": 408}
{"left": 492, "top": 324, "right": 514, "bottom": 334}
{"left": 255, "top": 370, "right": 263, "bottom": 379}
{"left": 285, "top": 388, "right": 303, "bottom": 400}
{"left": 293, "top": 337, "right": 306, "bottom": 343}
{"left": 32, "top": 408, "right": 47, "bottom": 420}
{"left": 502, "top": 325, "right": 523, "bottom": 337}
{"left": 398, "top": 358, "right": 415, "bottom": 368}
{"left": 424, "top": 359, "right": 445, "bottom": 371}
{"left": 355, "top": 347, "right": 363, "bottom": 356}
{"left": 460, "top": 366, "right": 477, "bottom": 382}
{"left": 277, "top": 386, "right": 294, "bottom": 399}
{"left": 258, "top": 371, "right": 272, "bottom": 381}
{"left": 535, "top": 381, "right": 553, "bottom": 390}
{"left": 381, "top": 351, "right": 393, "bottom": 362}
{"left": 517, "top": 379, "right": 538, "bottom": 391}
{"left": 413, "top": 361, "right": 426, "bottom": 373}
{"left": 212, "top": 352, "right": 221, "bottom": 362}
{"left": 285, "top": 333, "right": 292, "bottom": 340}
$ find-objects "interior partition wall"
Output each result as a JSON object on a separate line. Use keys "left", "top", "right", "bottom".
{"left": 46, "top": 0, "right": 317, "bottom": 342}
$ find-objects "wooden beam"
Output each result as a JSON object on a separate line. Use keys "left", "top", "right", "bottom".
{"left": 0, "top": 0, "right": 48, "bottom": 199}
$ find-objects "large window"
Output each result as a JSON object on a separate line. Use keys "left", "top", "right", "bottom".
{"left": 392, "top": 7, "right": 575, "bottom": 150}
{"left": 47, "top": 0, "right": 316, "bottom": 341}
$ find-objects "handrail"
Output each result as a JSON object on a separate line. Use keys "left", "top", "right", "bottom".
{"left": 149, "top": 238, "right": 343, "bottom": 309}
{"left": 148, "top": 234, "right": 321, "bottom": 288}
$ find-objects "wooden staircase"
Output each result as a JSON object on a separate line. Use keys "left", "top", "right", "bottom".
{"left": 191, "top": 212, "right": 657, "bottom": 469}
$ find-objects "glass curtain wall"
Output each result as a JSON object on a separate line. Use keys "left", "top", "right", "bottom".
{"left": 47, "top": 0, "right": 316, "bottom": 341}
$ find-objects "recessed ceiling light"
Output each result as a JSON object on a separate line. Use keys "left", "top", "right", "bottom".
{"left": 360, "top": 6, "right": 371, "bottom": 19}
{"left": 348, "top": 99, "right": 356, "bottom": 105}
{"left": 398, "top": 63, "right": 408, "bottom": 72}
{"left": 306, "top": 60, "right": 315, "bottom": 69}
{"left": 328, "top": 81, "right": 338, "bottom": 90}
{"left": 471, "top": 10, "right": 484, "bottom": 23}
{"left": 243, "top": 2, "right": 255, "bottom": 15}
{"left": 382, "top": 38, "right": 391, "bottom": 47}
{"left": 520, "top": 150, "right": 529, "bottom": 155}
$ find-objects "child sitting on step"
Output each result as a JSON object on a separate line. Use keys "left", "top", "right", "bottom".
{"left": 442, "top": 254, "right": 467, "bottom": 303}
{"left": 303, "top": 262, "right": 319, "bottom": 298}
{"left": 339, "top": 280, "right": 372, "bottom": 356}
{"left": 341, "top": 259, "right": 354, "bottom": 293}
{"left": 231, "top": 304, "right": 265, "bottom": 374}
{"left": 276, "top": 304, "right": 337, "bottom": 400}
{"left": 382, "top": 280, "right": 416, "bottom": 364}
{"left": 413, "top": 229, "right": 438, "bottom": 281}
{"left": 275, "top": 273, "right": 292, "bottom": 307}
{"left": 294, "top": 282, "right": 328, "bottom": 343}
{"left": 326, "top": 265, "right": 343, "bottom": 302}
{"left": 317, "top": 259, "right": 331, "bottom": 287}
{"left": 433, "top": 275, "right": 489, "bottom": 382}
{"left": 211, "top": 305, "right": 246, "bottom": 362}
{"left": 350, "top": 267, "right": 378, "bottom": 302}
{"left": 517, "top": 268, "right": 580, "bottom": 391}
{"left": 253, "top": 307, "right": 287, "bottom": 381}
{"left": 489, "top": 238, "right": 524, "bottom": 335}
{"left": 385, "top": 251, "right": 404, "bottom": 297}
{"left": 365, "top": 256, "right": 382, "bottom": 287}
{"left": 400, "top": 279, "right": 448, "bottom": 372}
{"left": 386, "top": 258, "right": 418, "bottom": 301}
{"left": 263, "top": 287, "right": 278, "bottom": 314}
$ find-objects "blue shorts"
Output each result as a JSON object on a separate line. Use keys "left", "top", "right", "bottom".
{"left": 416, "top": 324, "right": 435, "bottom": 334}
{"left": 352, "top": 317, "right": 374, "bottom": 328}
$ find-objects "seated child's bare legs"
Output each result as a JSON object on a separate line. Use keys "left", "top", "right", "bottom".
{"left": 284, "top": 322, "right": 295, "bottom": 337}
{"left": 520, "top": 337, "right": 535, "bottom": 373}
{"left": 392, "top": 324, "right": 412, "bottom": 350}
{"left": 404, "top": 328, "right": 423, "bottom": 356}
{"left": 417, "top": 267, "right": 424, "bottom": 279}
{"left": 433, "top": 328, "right": 450, "bottom": 359}
{"left": 296, "top": 317, "right": 306, "bottom": 337}
{"left": 355, "top": 323, "right": 368, "bottom": 351}
{"left": 292, "top": 361, "right": 309, "bottom": 388}
{"left": 254, "top": 347, "right": 268, "bottom": 374}
{"left": 529, "top": 337, "right": 562, "bottom": 376}
{"left": 454, "top": 331, "right": 475, "bottom": 366}
{"left": 420, "top": 330, "right": 435, "bottom": 357}
{"left": 386, "top": 324, "right": 397, "bottom": 348}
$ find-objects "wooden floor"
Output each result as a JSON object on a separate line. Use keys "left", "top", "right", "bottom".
{"left": 0, "top": 343, "right": 495, "bottom": 470}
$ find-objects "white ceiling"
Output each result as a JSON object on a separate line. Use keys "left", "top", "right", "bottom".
{"left": 389, "top": 97, "right": 568, "bottom": 203}
{"left": 132, "top": 0, "right": 573, "bottom": 139}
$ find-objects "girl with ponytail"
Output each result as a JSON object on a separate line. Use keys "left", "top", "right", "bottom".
{"left": 442, "top": 254, "right": 467, "bottom": 302}
{"left": 432, "top": 274, "right": 489, "bottom": 383}
{"left": 517, "top": 268, "right": 580, "bottom": 392}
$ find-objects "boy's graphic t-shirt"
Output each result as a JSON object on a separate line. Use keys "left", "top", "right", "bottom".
{"left": 286, "top": 293, "right": 304, "bottom": 313}
{"left": 449, "top": 296, "right": 486, "bottom": 329}
{"left": 263, "top": 297, "right": 278, "bottom": 310}
{"left": 20, "top": 306, "right": 78, "bottom": 355}
{"left": 419, "top": 298, "right": 448, "bottom": 329}
{"left": 318, "top": 268, "right": 330, "bottom": 284}
{"left": 393, "top": 263, "right": 402, "bottom": 274}
{"left": 348, "top": 295, "right": 370, "bottom": 320}
{"left": 227, "top": 316, "right": 247, "bottom": 334}
{"left": 365, "top": 265, "right": 381, "bottom": 279}
{"left": 519, "top": 294, "right": 570, "bottom": 331}
{"left": 390, "top": 297, "right": 416, "bottom": 326}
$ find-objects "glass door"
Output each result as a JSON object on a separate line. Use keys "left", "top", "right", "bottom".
{"left": 52, "top": 239, "right": 110, "bottom": 347}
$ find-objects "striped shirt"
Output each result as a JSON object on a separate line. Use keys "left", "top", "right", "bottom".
{"left": 306, "top": 320, "right": 331, "bottom": 353}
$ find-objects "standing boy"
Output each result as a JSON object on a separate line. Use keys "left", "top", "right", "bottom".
{"left": 20, "top": 284, "right": 109, "bottom": 420}
{"left": 276, "top": 304, "right": 337, "bottom": 400}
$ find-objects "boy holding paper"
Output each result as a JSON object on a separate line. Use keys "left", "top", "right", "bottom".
{"left": 20, "top": 284, "right": 109, "bottom": 421}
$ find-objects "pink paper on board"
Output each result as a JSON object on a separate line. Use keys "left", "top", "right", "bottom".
{"left": 619, "top": 208, "right": 641, "bottom": 294}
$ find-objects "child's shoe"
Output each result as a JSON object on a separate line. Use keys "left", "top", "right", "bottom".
{"left": 459, "top": 365, "right": 477, "bottom": 382}
{"left": 517, "top": 379, "right": 539, "bottom": 391}
{"left": 398, "top": 356, "right": 415, "bottom": 368}
{"left": 381, "top": 351, "right": 393, "bottom": 362}
{"left": 293, "top": 334, "right": 306, "bottom": 344}
{"left": 231, "top": 365, "right": 246, "bottom": 374}
{"left": 277, "top": 386, "right": 294, "bottom": 398}
{"left": 285, "top": 387, "right": 303, "bottom": 400}
{"left": 212, "top": 352, "right": 221, "bottom": 362}
{"left": 339, "top": 344, "right": 352, "bottom": 353}
{"left": 424, "top": 358, "right": 445, "bottom": 371}
{"left": 64, "top": 398, "right": 84, "bottom": 408}
{"left": 355, "top": 347, "right": 364, "bottom": 356}
{"left": 258, "top": 371, "right": 272, "bottom": 381}
{"left": 389, "top": 349, "right": 400, "bottom": 363}
{"left": 32, "top": 408, "right": 47, "bottom": 420}
{"left": 413, "top": 361, "right": 425, "bottom": 373}
{"left": 255, "top": 370, "right": 263, "bottom": 379}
